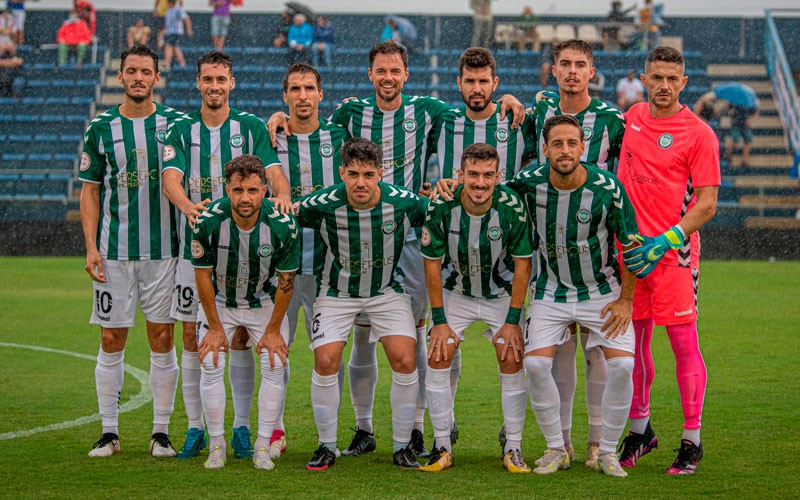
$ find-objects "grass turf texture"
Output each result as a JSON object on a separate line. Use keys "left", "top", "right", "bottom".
{"left": 0, "top": 257, "right": 798, "bottom": 499}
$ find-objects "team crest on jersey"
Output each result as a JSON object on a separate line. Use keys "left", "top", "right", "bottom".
{"left": 156, "top": 129, "right": 166, "bottom": 143}
{"left": 403, "top": 119, "right": 417, "bottom": 133}
{"left": 191, "top": 240, "right": 204, "bottom": 259}
{"left": 79, "top": 152, "right": 91, "bottom": 171}
{"left": 487, "top": 226, "right": 503, "bottom": 241}
{"left": 163, "top": 145, "right": 176, "bottom": 161}
{"left": 576, "top": 209, "right": 592, "bottom": 224}
{"left": 382, "top": 221, "right": 398, "bottom": 234}
{"left": 420, "top": 226, "right": 431, "bottom": 246}
{"left": 320, "top": 143, "right": 334, "bottom": 157}
{"left": 258, "top": 244, "right": 274, "bottom": 258}
{"left": 230, "top": 134, "right": 245, "bottom": 148}
{"left": 495, "top": 128, "right": 509, "bottom": 143}
{"left": 658, "top": 133, "right": 674, "bottom": 149}
{"left": 583, "top": 126, "right": 593, "bottom": 140}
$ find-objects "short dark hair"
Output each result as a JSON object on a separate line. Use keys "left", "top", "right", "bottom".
{"left": 368, "top": 40, "right": 408, "bottom": 70}
{"left": 553, "top": 39, "right": 594, "bottom": 66}
{"left": 282, "top": 62, "right": 322, "bottom": 92}
{"left": 645, "top": 46, "right": 685, "bottom": 71}
{"left": 120, "top": 43, "right": 159, "bottom": 73}
{"left": 461, "top": 143, "right": 499, "bottom": 171}
{"left": 459, "top": 47, "right": 496, "bottom": 78}
{"left": 542, "top": 115, "right": 583, "bottom": 144}
{"left": 197, "top": 50, "right": 233, "bottom": 75}
{"left": 224, "top": 154, "right": 266, "bottom": 183}
{"left": 341, "top": 137, "right": 382, "bottom": 169}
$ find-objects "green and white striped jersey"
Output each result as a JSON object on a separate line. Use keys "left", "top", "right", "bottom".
{"left": 295, "top": 182, "right": 428, "bottom": 298}
{"left": 421, "top": 184, "right": 533, "bottom": 299}
{"left": 80, "top": 103, "right": 184, "bottom": 261}
{"left": 330, "top": 94, "right": 451, "bottom": 194}
{"left": 191, "top": 197, "right": 299, "bottom": 308}
{"left": 276, "top": 120, "right": 351, "bottom": 275}
{"left": 533, "top": 96, "right": 625, "bottom": 173}
{"left": 507, "top": 164, "right": 638, "bottom": 302}
{"left": 428, "top": 105, "right": 537, "bottom": 184}
{"left": 162, "top": 107, "right": 280, "bottom": 260}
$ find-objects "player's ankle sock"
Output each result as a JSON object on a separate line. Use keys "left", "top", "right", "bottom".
{"left": 391, "top": 370, "right": 419, "bottom": 448}
{"left": 349, "top": 324, "right": 377, "bottom": 430}
{"left": 682, "top": 428, "right": 701, "bottom": 446}
{"left": 584, "top": 343, "right": 607, "bottom": 444}
{"left": 631, "top": 318, "right": 655, "bottom": 420}
{"left": 311, "top": 370, "right": 340, "bottom": 446}
{"left": 426, "top": 367, "right": 452, "bottom": 453}
{"left": 209, "top": 435, "right": 225, "bottom": 449}
{"left": 600, "top": 356, "right": 634, "bottom": 454}
{"left": 666, "top": 322, "right": 707, "bottom": 432}
{"left": 392, "top": 440, "right": 408, "bottom": 452}
{"left": 525, "top": 356, "right": 564, "bottom": 449}
{"left": 254, "top": 435, "right": 269, "bottom": 450}
{"left": 630, "top": 417, "right": 649, "bottom": 435}
{"left": 229, "top": 348, "right": 255, "bottom": 429}
{"left": 96, "top": 348, "right": 124, "bottom": 435}
{"left": 500, "top": 370, "right": 526, "bottom": 454}
{"left": 258, "top": 354, "right": 285, "bottom": 444}
{"left": 321, "top": 441, "right": 337, "bottom": 451}
{"left": 199, "top": 351, "right": 227, "bottom": 438}
{"left": 552, "top": 331, "right": 577, "bottom": 440}
{"left": 414, "top": 409, "right": 425, "bottom": 433}
{"left": 150, "top": 348, "right": 178, "bottom": 434}
{"left": 181, "top": 349, "right": 204, "bottom": 430}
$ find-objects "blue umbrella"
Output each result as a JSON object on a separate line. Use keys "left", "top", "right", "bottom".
{"left": 713, "top": 82, "right": 758, "bottom": 110}
{"left": 385, "top": 15, "right": 418, "bottom": 41}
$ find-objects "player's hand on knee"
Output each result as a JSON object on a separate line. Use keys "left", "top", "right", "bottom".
{"left": 600, "top": 298, "right": 632, "bottom": 339}
{"left": 430, "top": 178, "right": 458, "bottom": 201}
{"left": 258, "top": 332, "right": 288, "bottom": 369}
{"left": 198, "top": 328, "right": 228, "bottom": 368}
{"left": 493, "top": 324, "right": 523, "bottom": 362}
{"left": 85, "top": 249, "right": 107, "bottom": 282}
{"left": 266, "top": 111, "right": 290, "bottom": 147}
{"left": 428, "top": 324, "right": 458, "bottom": 362}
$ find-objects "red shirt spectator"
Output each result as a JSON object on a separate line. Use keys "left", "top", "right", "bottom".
{"left": 57, "top": 13, "right": 92, "bottom": 46}
{"left": 73, "top": 0, "right": 96, "bottom": 36}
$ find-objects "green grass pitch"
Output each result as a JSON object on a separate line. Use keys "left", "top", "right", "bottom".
{"left": 0, "top": 258, "right": 798, "bottom": 498}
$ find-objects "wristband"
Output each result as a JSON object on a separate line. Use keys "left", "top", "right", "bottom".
{"left": 505, "top": 307, "right": 522, "bottom": 325}
{"left": 431, "top": 307, "right": 447, "bottom": 325}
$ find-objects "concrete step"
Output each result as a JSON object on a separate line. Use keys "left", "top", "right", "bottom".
{"left": 751, "top": 135, "right": 787, "bottom": 149}
{"left": 707, "top": 64, "right": 766, "bottom": 77}
{"left": 739, "top": 194, "right": 800, "bottom": 209}
{"left": 732, "top": 175, "right": 799, "bottom": 189}
{"left": 719, "top": 115, "right": 783, "bottom": 130}
{"left": 742, "top": 154, "right": 794, "bottom": 169}
{"left": 745, "top": 216, "right": 800, "bottom": 229}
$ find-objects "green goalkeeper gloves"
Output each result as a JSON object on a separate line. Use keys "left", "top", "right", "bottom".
{"left": 623, "top": 225, "right": 686, "bottom": 278}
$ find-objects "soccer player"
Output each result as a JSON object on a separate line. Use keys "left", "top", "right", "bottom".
{"left": 294, "top": 137, "right": 427, "bottom": 471}
{"left": 420, "top": 143, "right": 532, "bottom": 473}
{"left": 162, "top": 50, "right": 291, "bottom": 461}
{"left": 507, "top": 114, "right": 638, "bottom": 478}
{"left": 532, "top": 38, "right": 627, "bottom": 468}
{"left": 192, "top": 154, "right": 299, "bottom": 470}
{"left": 79, "top": 44, "right": 184, "bottom": 458}
{"left": 617, "top": 46, "right": 719, "bottom": 475}
{"left": 271, "top": 62, "right": 351, "bottom": 459}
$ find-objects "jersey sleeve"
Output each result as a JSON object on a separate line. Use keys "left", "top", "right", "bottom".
{"left": 520, "top": 109, "right": 538, "bottom": 164}
{"left": 420, "top": 95, "right": 453, "bottom": 121}
{"left": 329, "top": 100, "right": 354, "bottom": 127}
{"left": 407, "top": 193, "right": 429, "bottom": 228}
{"left": 275, "top": 214, "right": 301, "bottom": 273}
{"left": 294, "top": 190, "right": 324, "bottom": 229}
{"left": 79, "top": 124, "right": 105, "bottom": 183}
{"left": 421, "top": 200, "right": 447, "bottom": 260}
{"left": 251, "top": 117, "right": 281, "bottom": 168}
{"left": 505, "top": 192, "right": 534, "bottom": 258}
{"left": 162, "top": 119, "right": 188, "bottom": 175}
{"left": 606, "top": 110, "right": 626, "bottom": 172}
{"left": 688, "top": 123, "right": 722, "bottom": 188}
{"left": 607, "top": 178, "right": 639, "bottom": 246}
{"left": 190, "top": 218, "right": 215, "bottom": 268}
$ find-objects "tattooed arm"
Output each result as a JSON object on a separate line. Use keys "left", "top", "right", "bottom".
{"left": 257, "top": 270, "right": 296, "bottom": 369}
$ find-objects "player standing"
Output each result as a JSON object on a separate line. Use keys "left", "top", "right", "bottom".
{"left": 294, "top": 138, "right": 428, "bottom": 470}
{"left": 80, "top": 44, "right": 184, "bottom": 458}
{"left": 420, "top": 144, "right": 532, "bottom": 473}
{"left": 191, "top": 155, "right": 299, "bottom": 470}
{"left": 162, "top": 50, "right": 291, "bottom": 461}
{"left": 508, "top": 114, "right": 639, "bottom": 477}
{"left": 617, "top": 46, "right": 719, "bottom": 475}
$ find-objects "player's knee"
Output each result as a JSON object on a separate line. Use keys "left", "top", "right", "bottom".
{"left": 389, "top": 350, "right": 416, "bottom": 374}
{"left": 498, "top": 355, "right": 523, "bottom": 375}
{"left": 100, "top": 328, "right": 127, "bottom": 352}
{"left": 182, "top": 322, "right": 198, "bottom": 349}
{"left": 427, "top": 354, "right": 452, "bottom": 370}
{"left": 314, "top": 353, "right": 340, "bottom": 376}
{"left": 200, "top": 352, "right": 226, "bottom": 381}
{"left": 147, "top": 322, "right": 174, "bottom": 352}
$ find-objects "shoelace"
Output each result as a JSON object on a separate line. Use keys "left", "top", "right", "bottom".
{"left": 92, "top": 434, "right": 116, "bottom": 448}
{"left": 153, "top": 434, "right": 172, "bottom": 448}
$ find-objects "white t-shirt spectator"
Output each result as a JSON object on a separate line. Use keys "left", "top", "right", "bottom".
{"left": 616, "top": 76, "right": 644, "bottom": 101}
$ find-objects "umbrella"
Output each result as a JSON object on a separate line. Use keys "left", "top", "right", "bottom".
{"left": 385, "top": 15, "right": 418, "bottom": 41}
{"left": 285, "top": 2, "right": 314, "bottom": 21}
{"left": 713, "top": 82, "right": 758, "bottom": 110}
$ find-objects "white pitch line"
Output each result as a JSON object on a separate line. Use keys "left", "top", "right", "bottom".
{"left": 0, "top": 342, "right": 152, "bottom": 441}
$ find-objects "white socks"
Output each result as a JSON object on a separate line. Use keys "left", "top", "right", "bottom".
{"left": 425, "top": 367, "right": 453, "bottom": 453}
{"left": 525, "top": 356, "right": 564, "bottom": 449}
{"left": 200, "top": 350, "right": 227, "bottom": 438}
{"left": 95, "top": 349, "right": 124, "bottom": 435}
{"left": 414, "top": 326, "right": 428, "bottom": 432}
{"left": 391, "top": 370, "right": 419, "bottom": 445}
{"left": 500, "top": 370, "right": 527, "bottom": 453}
{"left": 257, "top": 354, "right": 286, "bottom": 441}
{"left": 150, "top": 348, "right": 178, "bottom": 435}
{"left": 600, "top": 357, "right": 634, "bottom": 454}
{"left": 311, "top": 370, "right": 340, "bottom": 445}
{"left": 348, "top": 324, "right": 377, "bottom": 433}
{"left": 229, "top": 348, "right": 255, "bottom": 429}
{"left": 181, "top": 349, "right": 203, "bottom": 430}
{"left": 450, "top": 347, "right": 462, "bottom": 422}
{"left": 551, "top": 331, "right": 577, "bottom": 446}
{"left": 584, "top": 333, "right": 608, "bottom": 444}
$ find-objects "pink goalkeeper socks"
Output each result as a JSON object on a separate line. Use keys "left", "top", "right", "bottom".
{"left": 666, "top": 322, "right": 707, "bottom": 431}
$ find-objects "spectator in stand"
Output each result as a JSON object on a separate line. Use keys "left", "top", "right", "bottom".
{"left": 313, "top": 15, "right": 334, "bottom": 68}
{"left": 163, "top": 0, "right": 192, "bottom": 71}
{"left": 6, "top": 1, "right": 24, "bottom": 45}
{"left": 516, "top": 5, "right": 538, "bottom": 51}
{"left": 272, "top": 10, "right": 292, "bottom": 48}
{"left": 57, "top": 9, "right": 91, "bottom": 67}
{"left": 210, "top": 0, "right": 232, "bottom": 50}
{"left": 0, "top": 51, "right": 22, "bottom": 97}
{"left": 73, "top": 0, "right": 96, "bottom": 37}
{"left": 127, "top": 18, "right": 152, "bottom": 48}
{"left": 726, "top": 102, "right": 758, "bottom": 168}
{"left": 616, "top": 70, "right": 644, "bottom": 111}
{"left": 287, "top": 13, "right": 312, "bottom": 65}
{"left": 380, "top": 18, "right": 400, "bottom": 44}
{"left": 153, "top": 0, "right": 169, "bottom": 49}
{"left": 603, "top": 1, "right": 635, "bottom": 51}
{"left": 0, "top": 7, "right": 17, "bottom": 56}
{"left": 540, "top": 38, "right": 556, "bottom": 88}
{"left": 470, "top": 0, "right": 493, "bottom": 48}
{"left": 693, "top": 91, "right": 724, "bottom": 160}
{"left": 636, "top": 0, "right": 660, "bottom": 51}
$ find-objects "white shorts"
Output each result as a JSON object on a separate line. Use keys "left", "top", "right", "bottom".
{"left": 90, "top": 258, "right": 177, "bottom": 328}
{"left": 396, "top": 240, "right": 428, "bottom": 322}
{"left": 440, "top": 290, "right": 524, "bottom": 344}
{"left": 310, "top": 292, "right": 416, "bottom": 351}
{"left": 11, "top": 10, "right": 25, "bottom": 32}
{"left": 523, "top": 295, "right": 634, "bottom": 354}
{"left": 171, "top": 258, "right": 199, "bottom": 322}
{"left": 196, "top": 302, "right": 290, "bottom": 348}
{"left": 286, "top": 273, "right": 317, "bottom": 346}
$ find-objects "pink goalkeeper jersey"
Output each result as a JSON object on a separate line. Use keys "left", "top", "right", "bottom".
{"left": 617, "top": 103, "right": 720, "bottom": 268}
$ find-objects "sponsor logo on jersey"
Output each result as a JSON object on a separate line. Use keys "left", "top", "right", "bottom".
{"left": 163, "top": 145, "right": 176, "bottom": 161}
{"left": 495, "top": 128, "right": 509, "bottom": 142}
{"left": 582, "top": 126, "right": 593, "bottom": 140}
{"left": 487, "top": 226, "right": 503, "bottom": 241}
{"left": 80, "top": 152, "right": 91, "bottom": 171}
{"left": 156, "top": 129, "right": 166, "bottom": 143}
{"left": 420, "top": 226, "right": 431, "bottom": 246}
{"left": 382, "top": 220, "right": 398, "bottom": 234}
{"left": 403, "top": 119, "right": 417, "bottom": 133}
{"left": 576, "top": 209, "right": 592, "bottom": 224}
{"left": 658, "top": 133, "right": 674, "bottom": 149}
{"left": 230, "top": 134, "right": 245, "bottom": 148}
{"left": 258, "top": 244, "right": 274, "bottom": 258}
{"left": 320, "top": 143, "right": 334, "bottom": 157}
{"left": 191, "top": 240, "right": 204, "bottom": 259}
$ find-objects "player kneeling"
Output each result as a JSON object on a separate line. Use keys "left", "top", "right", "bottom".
{"left": 192, "top": 155, "right": 299, "bottom": 470}
{"left": 420, "top": 144, "right": 532, "bottom": 473}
